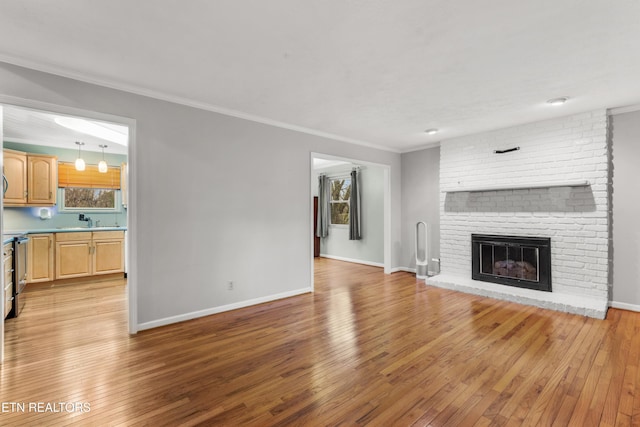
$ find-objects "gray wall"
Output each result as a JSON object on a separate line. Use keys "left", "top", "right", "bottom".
{"left": 611, "top": 110, "right": 640, "bottom": 308}
{"left": 314, "top": 164, "right": 384, "bottom": 265}
{"left": 400, "top": 146, "right": 440, "bottom": 271}
{"left": 0, "top": 62, "right": 402, "bottom": 327}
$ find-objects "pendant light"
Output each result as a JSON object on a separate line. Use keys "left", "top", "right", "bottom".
{"left": 75, "top": 141, "right": 86, "bottom": 171}
{"left": 98, "top": 144, "right": 108, "bottom": 173}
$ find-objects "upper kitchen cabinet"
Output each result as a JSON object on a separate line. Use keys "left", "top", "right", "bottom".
{"left": 27, "top": 154, "right": 57, "bottom": 205}
{"left": 3, "top": 149, "right": 28, "bottom": 204}
{"left": 3, "top": 149, "right": 57, "bottom": 206}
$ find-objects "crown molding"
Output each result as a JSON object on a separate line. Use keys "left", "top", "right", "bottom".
{"left": 400, "top": 141, "right": 441, "bottom": 154}
{"left": 608, "top": 104, "right": 640, "bottom": 115}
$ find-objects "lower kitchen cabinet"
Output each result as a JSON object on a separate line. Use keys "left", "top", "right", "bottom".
{"left": 55, "top": 233, "right": 92, "bottom": 279}
{"left": 27, "top": 233, "right": 54, "bottom": 283}
{"left": 93, "top": 236, "right": 125, "bottom": 275}
{"left": 55, "top": 231, "right": 124, "bottom": 280}
{"left": 4, "top": 242, "right": 13, "bottom": 318}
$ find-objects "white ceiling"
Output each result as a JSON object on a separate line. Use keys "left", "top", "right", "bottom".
{"left": 0, "top": 1, "right": 639, "bottom": 153}
{"left": 2, "top": 105, "right": 129, "bottom": 155}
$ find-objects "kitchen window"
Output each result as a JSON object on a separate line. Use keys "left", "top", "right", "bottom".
{"left": 62, "top": 188, "right": 117, "bottom": 210}
{"left": 330, "top": 177, "right": 351, "bottom": 225}
{"left": 58, "top": 162, "right": 122, "bottom": 211}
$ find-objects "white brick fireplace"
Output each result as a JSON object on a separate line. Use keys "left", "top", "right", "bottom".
{"left": 428, "top": 110, "right": 611, "bottom": 318}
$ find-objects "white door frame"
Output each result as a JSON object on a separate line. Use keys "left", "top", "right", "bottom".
{"left": 309, "top": 152, "right": 392, "bottom": 290}
{"left": 0, "top": 95, "right": 138, "bottom": 364}
{"left": 0, "top": 104, "right": 4, "bottom": 361}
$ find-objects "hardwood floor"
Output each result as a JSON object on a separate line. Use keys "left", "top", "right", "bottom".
{"left": 1, "top": 258, "right": 639, "bottom": 426}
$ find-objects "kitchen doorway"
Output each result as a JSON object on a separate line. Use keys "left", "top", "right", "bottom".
{"left": 0, "top": 98, "right": 137, "bottom": 362}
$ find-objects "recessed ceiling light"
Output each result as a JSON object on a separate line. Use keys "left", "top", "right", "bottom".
{"left": 425, "top": 128, "right": 439, "bottom": 135}
{"left": 546, "top": 97, "right": 569, "bottom": 106}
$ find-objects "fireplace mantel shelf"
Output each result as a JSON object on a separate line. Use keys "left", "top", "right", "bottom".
{"left": 442, "top": 180, "right": 590, "bottom": 193}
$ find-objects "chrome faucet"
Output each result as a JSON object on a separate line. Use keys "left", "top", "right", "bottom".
{"left": 79, "top": 213, "right": 93, "bottom": 228}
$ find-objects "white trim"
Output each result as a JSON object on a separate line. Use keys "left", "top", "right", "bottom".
{"left": 137, "top": 287, "right": 312, "bottom": 331}
{"left": 310, "top": 152, "right": 315, "bottom": 293}
{"left": 0, "top": 104, "right": 4, "bottom": 362}
{"left": 126, "top": 121, "right": 138, "bottom": 334}
{"left": 609, "top": 301, "right": 640, "bottom": 312}
{"left": 394, "top": 267, "right": 416, "bottom": 273}
{"left": 0, "top": 55, "right": 398, "bottom": 154}
{"left": 329, "top": 224, "right": 349, "bottom": 229}
{"left": 383, "top": 167, "right": 391, "bottom": 274}
{"left": 608, "top": 104, "right": 640, "bottom": 116}
{"left": 372, "top": 266, "right": 439, "bottom": 277}
{"left": 319, "top": 254, "right": 384, "bottom": 268}
{"left": 0, "top": 94, "right": 139, "bottom": 335}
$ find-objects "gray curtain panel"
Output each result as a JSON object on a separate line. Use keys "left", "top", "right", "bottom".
{"left": 316, "top": 174, "right": 330, "bottom": 238}
{"left": 349, "top": 169, "right": 362, "bottom": 240}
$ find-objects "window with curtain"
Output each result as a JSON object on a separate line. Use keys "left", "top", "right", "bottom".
{"left": 330, "top": 177, "right": 351, "bottom": 225}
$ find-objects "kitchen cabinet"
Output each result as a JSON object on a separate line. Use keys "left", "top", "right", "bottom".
{"left": 27, "top": 155, "right": 57, "bottom": 205}
{"left": 27, "top": 233, "right": 54, "bottom": 283}
{"left": 3, "top": 149, "right": 27, "bottom": 204}
{"left": 3, "top": 149, "right": 57, "bottom": 206}
{"left": 93, "top": 232, "right": 125, "bottom": 275}
{"left": 4, "top": 242, "right": 13, "bottom": 319}
{"left": 55, "top": 231, "right": 124, "bottom": 280}
{"left": 55, "top": 233, "right": 92, "bottom": 279}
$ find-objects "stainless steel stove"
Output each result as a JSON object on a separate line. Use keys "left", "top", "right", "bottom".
{"left": 4, "top": 233, "right": 28, "bottom": 318}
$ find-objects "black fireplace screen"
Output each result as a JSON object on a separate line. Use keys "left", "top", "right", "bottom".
{"left": 472, "top": 234, "right": 551, "bottom": 292}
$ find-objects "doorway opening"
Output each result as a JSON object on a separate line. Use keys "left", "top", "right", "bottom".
{"left": 0, "top": 99, "right": 136, "bottom": 362}
{"left": 310, "top": 152, "right": 391, "bottom": 291}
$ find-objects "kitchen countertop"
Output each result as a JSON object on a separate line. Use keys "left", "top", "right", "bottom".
{"left": 4, "top": 227, "right": 127, "bottom": 241}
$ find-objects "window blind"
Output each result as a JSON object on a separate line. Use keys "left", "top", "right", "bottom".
{"left": 58, "top": 162, "right": 121, "bottom": 189}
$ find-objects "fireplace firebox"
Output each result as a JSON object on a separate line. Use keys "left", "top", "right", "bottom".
{"left": 471, "top": 234, "right": 551, "bottom": 292}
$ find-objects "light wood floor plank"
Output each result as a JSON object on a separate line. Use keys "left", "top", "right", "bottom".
{"left": 1, "top": 258, "right": 639, "bottom": 426}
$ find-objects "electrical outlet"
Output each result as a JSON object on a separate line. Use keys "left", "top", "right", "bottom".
{"left": 227, "top": 281, "right": 234, "bottom": 290}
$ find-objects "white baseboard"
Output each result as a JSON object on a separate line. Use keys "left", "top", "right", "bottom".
{"left": 319, "top": 254, "right": 384, "bottom": 268}
{"left": 392, "top": 267, "right": 416, "bottom": 273}
{"left": 137, "top": 287, "right": 312, "bottom": 331}
{"left": 390, "top": 267, "right": 439, "bottom": 278}
{"left": 609, "top": 301, "right": 640, "bottom": 312}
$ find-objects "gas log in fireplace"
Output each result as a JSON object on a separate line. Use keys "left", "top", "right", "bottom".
{"left": 471, "top": 234, "right": 551, "bottom": 292}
